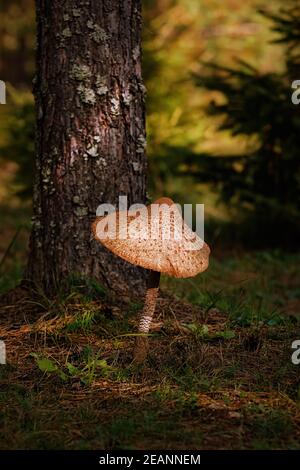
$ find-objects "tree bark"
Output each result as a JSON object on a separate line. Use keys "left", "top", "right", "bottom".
{"left": 26, "top": 0, "right": 147, "bottom": 296}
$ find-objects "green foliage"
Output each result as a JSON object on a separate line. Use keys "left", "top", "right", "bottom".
{"left": 247, "top": 405, "right": 295, "bottom": 444}
{"left": 0, "top": 0, "right": 35, "bottom": 86}
{"left": 64, "top": 309, "right": 96, "bottom": 333}
{"left": 162, "top": 250, "right": 300, "bottom": 326}
{"left": 0, "top": 87, "right": 35, "bottom": 198}
{"left": 143, "top": 0, "right": 283, "bottom": 200}
{"left": 263, "top": 5, "right": 300, "bottom": 48}
{"left": 67, "top": 274, "right": 108, "bottom": 301}
{"left": 30, "top": 353, "right": 67, "bottom": 381}
{"left": 65, "top": 356, "right": 111, "bottom": 386}
{"left": 188, "top": 3, "right": 300, "bottom": 244}
{"left": 182, "top": 322, "right": 235, "bottom": 340}
{"left": 31, "top": 349, "right": 111, "bottom": 385}
{"left": 0, "top": 258, "right": 24, "bottom": 294}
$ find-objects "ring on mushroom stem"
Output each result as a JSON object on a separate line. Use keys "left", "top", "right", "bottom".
{"left": 92, "top": 197, "right": 210, "bottom": 364}
{"left": 133, "top": 270, "right": 161, "bottom": 364}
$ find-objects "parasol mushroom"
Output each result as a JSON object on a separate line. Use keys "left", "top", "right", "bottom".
{"left": 92, "top": 197, "right": 210, "bottom": 363}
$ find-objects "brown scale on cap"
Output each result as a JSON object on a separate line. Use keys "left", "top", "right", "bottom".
{"left": 92, "top": 197, "right": 210, "bottom": 363}
{"left": 92, "top": 198, "right": 210, "bottom": 278}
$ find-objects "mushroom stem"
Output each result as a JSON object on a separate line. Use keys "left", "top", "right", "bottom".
{"left": 133, "top": 270, "right": 161, "bottom": 364}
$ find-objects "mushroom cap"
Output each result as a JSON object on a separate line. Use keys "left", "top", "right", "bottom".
{"left": 92, "top": 197, "right": 210, "bottom": 278}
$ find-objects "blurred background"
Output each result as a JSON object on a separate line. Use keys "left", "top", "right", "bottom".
{"left": 1, "top": 0, "right": 300, "bottom": 294}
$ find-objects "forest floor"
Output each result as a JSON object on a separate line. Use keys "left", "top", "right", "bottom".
{"left": 0, "top": 238, "right": 300, "bottom": 449}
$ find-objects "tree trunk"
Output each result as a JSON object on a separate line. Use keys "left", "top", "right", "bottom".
{"left": 26, "top": 0, "right": 147, "bottom": 296}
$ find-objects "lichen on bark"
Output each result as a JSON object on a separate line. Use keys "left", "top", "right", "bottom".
{"left": 26, "top": 0, "right": 147, "bottom": 297}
